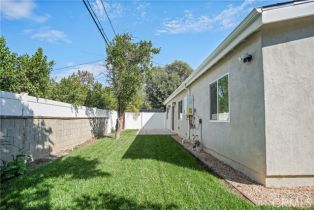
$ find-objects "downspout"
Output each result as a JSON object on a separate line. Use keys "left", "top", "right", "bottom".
{"left": 185, "top": 83, "right": 191, "bottom": 141}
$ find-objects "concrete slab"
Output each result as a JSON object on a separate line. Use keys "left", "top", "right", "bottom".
{"left": 137, "top": 129, "right": 174, "bottom": 135}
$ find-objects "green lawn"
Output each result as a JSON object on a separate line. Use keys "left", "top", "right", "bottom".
{"left": 1, "top": 130, "right": 295, "bottom": 210}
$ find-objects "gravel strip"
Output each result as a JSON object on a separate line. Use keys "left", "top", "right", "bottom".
{"left": 171, "top": 135, "right": 314, "bottom": 208}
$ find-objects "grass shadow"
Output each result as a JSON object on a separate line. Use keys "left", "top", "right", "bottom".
{"left": 70, "top": 192, "right": 178, "bottom": 210}
{"left": 0, "top": 156, "right": 110, "bottom": 210}
{"left": 122, "top": 135, "right": 203, "bottom": 171}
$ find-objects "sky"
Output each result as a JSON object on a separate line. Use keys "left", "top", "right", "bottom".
{"left": 0, "top": 0, "right": 280, "bottom": 83}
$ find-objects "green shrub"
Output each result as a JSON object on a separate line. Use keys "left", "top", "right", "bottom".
{"left": 0, "top": 154, "right": 28, "bottom": 182}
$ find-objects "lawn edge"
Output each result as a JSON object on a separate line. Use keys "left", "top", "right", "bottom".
{"left": 169, "top": 134, "right": 256, "bottom": 206}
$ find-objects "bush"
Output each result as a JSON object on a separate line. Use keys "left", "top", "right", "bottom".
{"left": 0, "top": 154, "right": 28, "bottom": 182}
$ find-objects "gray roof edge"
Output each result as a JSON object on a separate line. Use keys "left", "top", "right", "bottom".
{"left": 163, "top": 1, "right": 314, "bottom": 105}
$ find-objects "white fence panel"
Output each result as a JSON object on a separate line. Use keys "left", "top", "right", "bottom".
{"left": 124, "top": 112, "right": 142, "bottom": 129}
{"left": 124, "top": 112, "right": 166, "bottom": 130}
{"left": 142, "top": 113, "right": 165, "bottom": 130}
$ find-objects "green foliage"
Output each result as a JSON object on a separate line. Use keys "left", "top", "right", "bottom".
{"left": 0, "top": 37, "right": 17, "bottom": 92}
{"left": 146, "top": 67, "right": 181, "bottom": 109}
{"left": 85, "top": 83, "right": 117, "bottom": 110}
{"left": 146, "top": 60, "right": 193, "bottom": 109}
{"left": 76, "top": 70, "right": 95, "bottom": 90}
{"left": 106, "top": 34, "right": 159, "bottom": 114}
{"left": 54, "top": 72, "right": 89, "bottom": 105}
{"left": 0, "top": 154, "right": 28, "bottom": 182}
{"left": 53, "top": 70, "right": 117, "bottom": 109}
{"left": 126, "top": 87, "right": 151, "bottom": 112}
{"left": 2, "top": 35, "right": 183, "bottom": 111}
{"left": 0, "top": 37, "right": 54, "bottom": 97}
{"left": 164, "top": 60, "right": 193, "bottom": 81}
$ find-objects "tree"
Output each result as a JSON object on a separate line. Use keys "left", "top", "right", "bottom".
{"left": 77, "top": 70, "right": 95, "bottom": 90}
{"left": 51, "top": 70, "right": 117, "bottom": 110}
{"left": 126, "top": 86, "right": 151, "bottom": 112}
{"left": 0, "top": 37, "right": 18, "bottom": 92}
{"left": 164, "top": 60, "right": 193, "bottom": 81}
{"left": 106, "top": 34, "right": 159, "bottom": 139}
{"left": 85, "top": 82, "right": 117, "bottom": 110}
{"left": 146, "top": 60, "right": 193, "bottom": 109}
{"left": 0, "top": 37, "right": 54, "bottom": 97}
{"left": 146, "top": 67, "right": 181, "bottom": 109}
{"left": 54, "top": 73, "right": 89, "bottom": 105}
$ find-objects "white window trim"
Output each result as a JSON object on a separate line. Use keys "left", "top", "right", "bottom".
{"left": 209, "top": 73, "right": 230, "bottom": 123}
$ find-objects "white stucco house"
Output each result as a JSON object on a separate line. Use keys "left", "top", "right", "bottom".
{"left": 164, "top": 1, "right": 314, "bottom": 187}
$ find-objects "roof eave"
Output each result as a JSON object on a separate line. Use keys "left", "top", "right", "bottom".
{"left": 164, "top": 8, "right": 262, "bottom": 105}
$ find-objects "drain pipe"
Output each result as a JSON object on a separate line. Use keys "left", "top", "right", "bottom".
{"left": 186, "top": 84, "right": 191, "bottom": 141}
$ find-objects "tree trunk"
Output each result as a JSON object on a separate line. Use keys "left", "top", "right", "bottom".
{"left": 122, "top": 112, "right": 125, "bottom": 129}
{"left": 115, "top": 111, "right": 124, "bottom": 139}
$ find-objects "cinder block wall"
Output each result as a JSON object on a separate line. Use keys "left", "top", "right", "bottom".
{"left": 0, "top": 91, "right": 113, "bottom": 162}
{"left": 0, "top": 117, "right": 108, "bottom": 161}
{"left": 0, "top": 91, "right": 166, "bottom": 162}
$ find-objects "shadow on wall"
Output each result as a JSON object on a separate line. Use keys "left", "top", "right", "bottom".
{"left": 85, "top": 108, "right": 108, "bottom": 138}
{"left": 141, "top": 113, "right": 165, "bottom": 130}
{"left": 0, "top": 93, "right": 53, "bottom": 162}
{"left": 0, "top": 92, "right": 110, "bottom": 163}
{"left": 132, "top": 112, "right": 141, "bottom": 121}
{"left": 0, "top": 156, "right": 110, "bottom": 209}
{"left": 122, "top": 135, "right": 202, "bottom": 171}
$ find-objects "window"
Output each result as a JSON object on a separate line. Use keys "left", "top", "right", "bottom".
{"left": 209, "top": 74, "right": 229, "bottom": 121}
{"left": 178, "top": 100, "right": 183, "bottom": 119}
{"left": 166, "top": 106, "right": 169, "bottom": 119}
{"left": 210, "top": 82, "right": 217, "bottom": 120}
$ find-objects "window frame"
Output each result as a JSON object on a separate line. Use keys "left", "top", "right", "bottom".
{"left": 209, "top": 73, "right": 230, "bottom": 123}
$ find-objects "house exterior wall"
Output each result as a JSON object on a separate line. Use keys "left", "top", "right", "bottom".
{"left": 262, "top": 16, "right": 314, "bottom": 187}
{"left": 166, "top": 32, "right": 267, "bottom": 184}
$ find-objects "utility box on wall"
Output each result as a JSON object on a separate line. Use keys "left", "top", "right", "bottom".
{"left": 184, "top": 95, "right": 193, "bottom": 116}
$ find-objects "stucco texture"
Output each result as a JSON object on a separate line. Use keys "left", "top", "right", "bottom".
{"left": 166, "top": 32, "right": 267, "bottom": 184}
{"left": 262, "top": 16, "right": 314, "bottom": 185}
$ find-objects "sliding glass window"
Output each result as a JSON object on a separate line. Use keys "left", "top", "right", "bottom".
{"left": 209, "top": 74, "right": 229, "bottom": 121}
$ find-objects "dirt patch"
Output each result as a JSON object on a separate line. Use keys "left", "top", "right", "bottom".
{"left": 172, "top": 135, "right": 314, "bottom": 208}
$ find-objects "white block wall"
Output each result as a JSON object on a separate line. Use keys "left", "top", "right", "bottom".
{"left": 0, "top": 91, "right": 110, "bottom": 118}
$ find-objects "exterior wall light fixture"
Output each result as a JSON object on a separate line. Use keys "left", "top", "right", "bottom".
{"left": 239, "top": 53, "right": 253, "bottom": 63}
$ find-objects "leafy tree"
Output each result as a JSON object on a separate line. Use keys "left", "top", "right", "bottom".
{"left": 126, "top": 86, "right": 151, "bottom": 112}
{"left": 77, "top": 70, "right": 95, "bottom": 90}
{"left": 0, "top": 37, "right": 54, "bottom": 97}
{"left": 164, "top": 60, "right": 193, "bottom": 81}
{"left": 45, "top": 79, "right": 59, "bottom": 100}
{"left": 85, "top": 82, "right": 117, "bottom": 110}
{"left": 0, "top": 37, "right": 18, "bottom": 92}
{"left": 146, "top": 67, "right": 181, "bottom": 109}
{"left": 52, "top": 70, "right": 117, "bottom": 110}
{"left": 54, "top": 73, "right": 89, "bottom": 105}
{"left": 106, "top": 34, "right": 159, "bottom": 139}
{"left": 146, "top": 60, "right": 193, "bottom": 109}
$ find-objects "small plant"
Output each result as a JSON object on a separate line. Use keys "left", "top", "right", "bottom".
{"left": 0, "top": 139, "right": 31, "bottom": 182}
{"left": 0, "top": 153, "right": 29, "bottom": 182}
